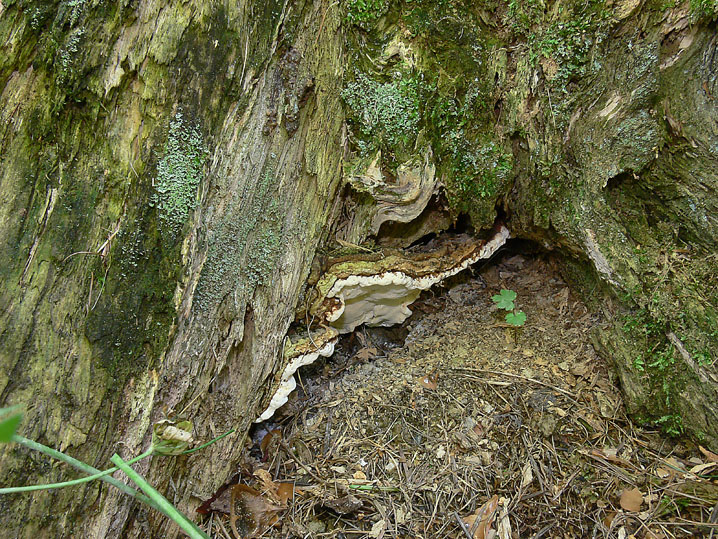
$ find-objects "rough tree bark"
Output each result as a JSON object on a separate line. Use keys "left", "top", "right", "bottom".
{"left": 1, "top": 0, "right": 346, "bottom": 536}
{"left": 0, "top": 0, "right": 716, "bottom": 537}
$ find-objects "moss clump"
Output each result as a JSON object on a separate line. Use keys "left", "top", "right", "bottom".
{"left": 151, "top": 112, "right": 206, "bottom": 237}
{"left": 527, "top": 9, "right": 608, "bottom": 94}
{"left": 619, "top": 247, "right": 718, "bottom": 436}
{"left": 690, "top": 0, "right": 718, "bottom": 20}
{"left": 342, "top": 72, "right": 420, "bottom": 154}
{"left": 344, "top": 0, "right": 391, "bottom": 26}
{"left": 446, "top": 140, "right": 513, "bottom": 204}
{"left": 426, "top": 74, "right": 512, "bottom": 223}
{"left": 504, "top": 0, "right": 545, "bottom": 36}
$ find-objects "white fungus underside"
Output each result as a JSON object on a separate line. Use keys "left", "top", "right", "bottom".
{"left": 255, "top": 340, "right": 336, "bottom": 422}
{"left": 329, "top": 225, "right": 510, "bottom": 333}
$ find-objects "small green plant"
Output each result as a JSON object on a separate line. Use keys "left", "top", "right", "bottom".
{"left": 656, "top": 414, "right": 684, "bottom": 437}
{"left": 492, "top": 289, "right": 526, "bottom": 327}
{"left": 632, "top": 355, "right": 645, "bottom": 372}
{"left": 0, "top": 408, "right": 234, "bottom": 538}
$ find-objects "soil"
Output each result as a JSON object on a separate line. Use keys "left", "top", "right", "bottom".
{"left": 201, "top": 250, "right": 718, "bottom": 538}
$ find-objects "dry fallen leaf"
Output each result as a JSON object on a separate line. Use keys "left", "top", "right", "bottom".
{"left": 689, "top": 462, "right": 718, "bottom": 475}
{"left": 254, "top": 469, "right": 275, "bottom": 488}
{"left": 324, "top": 494, "right": 363, "bottom": 515}
{"left": 355, "top": 346, "right": 378, "bottom": 361}
{"left": 368, "top": 519, "right": 386, "bottom": 538}
{"left": 260, "top": 428, "right": 282, "bottom": 462}
{"left": 462, "top": 495, "right": 499, "bottom": 539}
{"left": 276, "top": 482, "right": 295, "bottom": 505}
{"left": 659, "top": 457, "right": 687, "bottom": 479}
{"left": 520, "top": 462, "right": 533, "bottom": 489}
{"left": 590, "top": 448, "right": 633, "bottom": 468}
{"left": 619, "top": 488, "right": 643, "bottom": 512}
{"left": 352, "top": 470, "right": 367, "bottom": 481}
{"left": 699, "top": 445, "right": 718, "bottom": 463}
{"left": 230, "top": 484, "right": 284, "bottom": 539}
{"left": 495, "top": 499, "right": 512, "bottom": 539}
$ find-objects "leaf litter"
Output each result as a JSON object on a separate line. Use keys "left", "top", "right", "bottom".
{"left": 200, "top": 252, "right": 718, "bottom": 538}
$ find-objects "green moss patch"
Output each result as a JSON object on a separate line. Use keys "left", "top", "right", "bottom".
{"left": 342, "top": 71, "right": 420, "bottom": 161}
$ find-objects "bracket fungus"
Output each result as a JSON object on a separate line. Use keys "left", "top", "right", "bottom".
{"left": 255, "top": 327, "right": 339, "bottom": 423}
{"left": 311, "top": 223, "right": 510, "bottom": 333}
{"left": 257, "top": 223, "right": 510, "bottom": 422}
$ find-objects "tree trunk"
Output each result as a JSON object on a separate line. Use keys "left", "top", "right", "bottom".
{"left": 1, "top": 0, "right": 716, "bottom": 537}
{"left": 1, "top": 0, "right": 345, "bottom": 536}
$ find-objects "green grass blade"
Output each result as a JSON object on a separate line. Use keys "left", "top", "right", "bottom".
{"left": 0, "top": 449, "right": 153, "bottom": 494}
{"left": 6, "top": 435, "right": 165, "bottom": 515}
{"left": 110, "top": 454, "right": 208, "bottom": 539}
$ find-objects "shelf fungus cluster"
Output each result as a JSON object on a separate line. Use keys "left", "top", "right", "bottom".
{"left": 256, "top": 223, "right": 510, "bottom": 422}
{"left": 347, "top": 149, "right": 438, "bottom": 236}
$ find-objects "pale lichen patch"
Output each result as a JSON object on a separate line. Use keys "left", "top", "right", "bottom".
{"left": 151, "top": 112, "right": 206, "bottom": 236}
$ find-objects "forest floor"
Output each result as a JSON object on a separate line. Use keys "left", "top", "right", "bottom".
{"left": 199, "top": 250, "right": 718, "bottom": 539}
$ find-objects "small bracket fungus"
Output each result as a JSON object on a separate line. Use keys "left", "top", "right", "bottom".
{"left": 255, "top": 327, "right": 339, "bottom": 423}
{"left": 311, "top": 223, "right": 510, "bottom": 333}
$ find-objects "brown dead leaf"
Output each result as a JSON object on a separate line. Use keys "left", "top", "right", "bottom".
{"left": 230, "top": 484, "right": 284, "bottom": 539}
{"left": 590, "top": 448, "right": 633, "bottom": 468}
{"left": 462, "top": 495, "right": 499, "bottom": 539}
{"left": 324, "top": 494, "right": 363, "bottom": 515}
{"left": 689, "top": 462, "right": 718, "bottom": 476}
{"left": 253, "top": 468, "right": 274, "bottom": 487}
{"left": 660, "top": 456, "right": 687, "bottom": 479}
{"left": 201, "top": 485, "right": 234, "bottom": 515}
{"left": 699, "top": 445, "right": 718, "bottom": 463}
{"left": 260, "top": 428, "right": 281, "bottom": 462}
{"left": 352, "top": 470, "right": 367, "bottom": 481}
{"left": 276, "top": 482, "right": 295, "bottom": 505}
{"left": 603, "top": 511, "right": 616, "bottom": 528}
{"left": 620, "top": 488, "right": 643, "bottom": 512}
{"left": 369, "top": 519, "right": 386, "bottom": 538}
{"left": 253, "top": 469, "right": 282, "bottom": 504}
{"left": 645, "top": 528, "right": 667, "bottom": 539}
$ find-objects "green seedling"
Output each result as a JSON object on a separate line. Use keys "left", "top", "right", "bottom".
{"left": 505, "top": 311, "right": 527, "bottom": 326}
{"left": 492, "top": 289, "right": 526, "bottom": 327}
